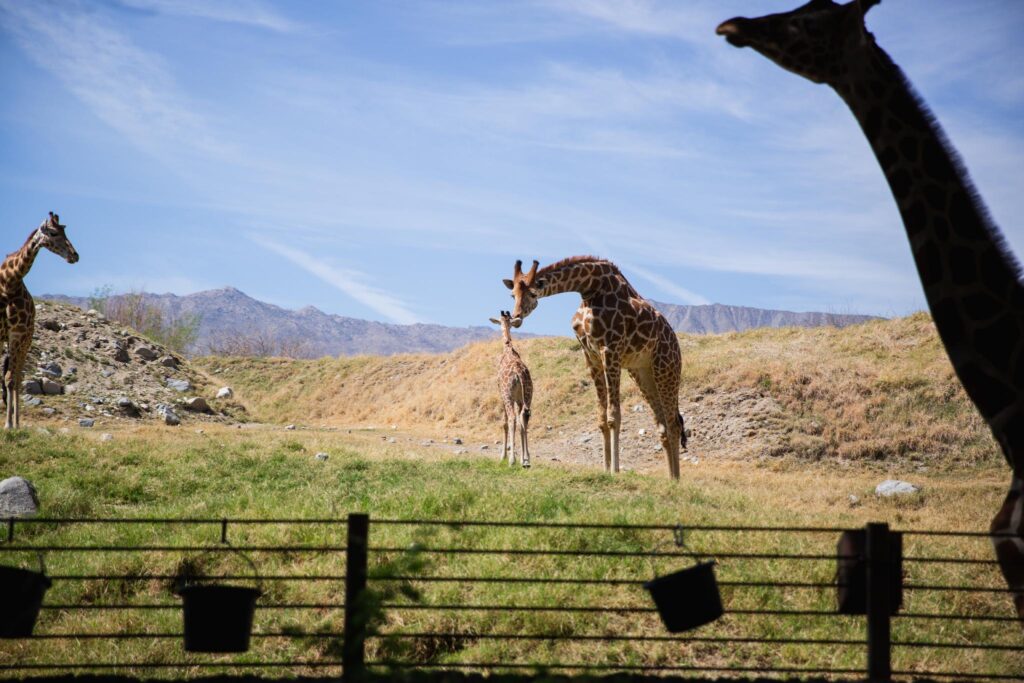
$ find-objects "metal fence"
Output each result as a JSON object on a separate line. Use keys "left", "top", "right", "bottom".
{"left": 0, "top": 514, "right": 1020, "bottom": 680}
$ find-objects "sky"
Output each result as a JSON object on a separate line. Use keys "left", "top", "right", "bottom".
{"left": 1, "top": 0, "right": 1022, "bottom": 336}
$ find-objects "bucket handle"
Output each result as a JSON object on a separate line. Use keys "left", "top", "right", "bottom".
{"left": 172, "top": 541, "right": 264, "bottom": 595}
{"left": 649, "top": 524, "right": 714, "bottom": 579}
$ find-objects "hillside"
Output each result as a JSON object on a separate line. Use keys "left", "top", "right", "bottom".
{"left": 195, "top": 313, "right": 1000, "bottom": 470}
{"left": 11, "top": 300, "right": 244, "bottom": 428}
{"left": 47, "top": 288, "right": 879, "bottom": 358}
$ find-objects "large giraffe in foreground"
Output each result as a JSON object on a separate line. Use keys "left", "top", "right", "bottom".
{"left": 1, "top": 212, "right": 79, "bottom": 428}
{"left": 717, "top": 0, "right": 1024, "bottom": 622}
{"left": 490, "top": 310, "right": 533, "bottom": 468}
{"left": 505, "top": 257, "right": 686, "bottom": 479}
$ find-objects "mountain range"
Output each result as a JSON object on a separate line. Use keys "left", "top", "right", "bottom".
{"left": 44, "top": 288, "right": 880, "bottom": 357}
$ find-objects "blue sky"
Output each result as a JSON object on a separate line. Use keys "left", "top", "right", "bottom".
{"left": 1, "top": 0, "right": 1022, "bottom": 336}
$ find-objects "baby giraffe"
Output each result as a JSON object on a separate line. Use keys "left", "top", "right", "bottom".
{"left": 490, "top": 310, "right": 533, "bottom": 468}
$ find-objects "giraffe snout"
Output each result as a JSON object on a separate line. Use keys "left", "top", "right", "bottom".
{"left": 716, "top": 18, "right": 752, "bottom": 47}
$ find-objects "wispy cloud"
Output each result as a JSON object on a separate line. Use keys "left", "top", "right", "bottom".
{"left": 0, "top": 0, "right": 229, "bottom": 159}
{"left": 115, "top": 0, "right": 299, "bottom": 33}
{"left": 254, "top": 237, "right": 423, "bottom": 325}
{"left": 543, "top": 0, "right": 720, "bottom": 41}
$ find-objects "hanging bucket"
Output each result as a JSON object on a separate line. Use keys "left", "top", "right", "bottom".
{"left": 645, "top": 560, "right": 723, "bottom": 632}
{"left": 644, "top": 526, "right": 723, "bottom": 633}
{"left": 173, "top": 543, "right": 262, "bottom": 653}
{"left": 835, "top": 530, "right": 903, "bottom": 615}
{"left": 178, "top": 584, "right": 261, "bottom": 652}
{"left": 0, "top": 555, "right": 52, "bottom": 638}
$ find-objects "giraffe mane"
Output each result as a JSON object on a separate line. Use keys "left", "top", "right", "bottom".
{"left": 877, "top": 48, "right": 1023, "bottom": 282}
{"left": 537, "top": 255, "right": 619, "bottom": 277}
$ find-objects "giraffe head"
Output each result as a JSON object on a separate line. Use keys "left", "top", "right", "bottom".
{"left": 503, "top": 260, "right": 546, "bottom": 328}
{"left": 716, "top": 0, "right": 880, "bottom": 86}
{"left": 489, "top": 310, "right": 514, "bottom": 344}
{"left": 37, "top": 212, "right": 79, "bottom": 264}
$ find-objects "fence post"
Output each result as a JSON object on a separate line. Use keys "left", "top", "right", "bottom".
{"left": 866, "top": 522, "right": 892, "bottom": 682}
{"left": 343, "top": 513, "right": 369, "bottom": 683}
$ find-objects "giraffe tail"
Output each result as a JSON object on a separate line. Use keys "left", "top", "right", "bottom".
{"left": 521, "top": 407, "right": 531, "bottom": 429}
{"left": 678, "top": 413, "right": 688, "bottom": 450}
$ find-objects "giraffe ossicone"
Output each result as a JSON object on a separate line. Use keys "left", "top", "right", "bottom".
{"left": 718, "top": 0, "right": 1024, "bottom": 623}
{"left": 505, "top": 256, "right": 687, "bottom": 480}
{"left": 2, "top": 212, "right": 80, "bottom": 429}
{"left": 490, "top": 310, "right": 533, "bottom": 468}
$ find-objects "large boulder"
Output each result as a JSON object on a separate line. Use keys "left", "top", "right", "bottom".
{"left": 875, "top": 479, "right": 921, "bottom": 497}
{"left": 182, "top": 397, "right": 212, "bottom": 414}
{"left": 134, "top": 346, "right": 158, "bottom": 361}
{"left": 216, "top": 387, "right": 233, "bottom": 400}
{"left": 41, "top": 379, "right": 63, "bottom": 395}
{"left": 0, "top": 477, "right": 40, "bottom": 517}
{"left": 165, "top": 378, "right": 192, "bottom": 393}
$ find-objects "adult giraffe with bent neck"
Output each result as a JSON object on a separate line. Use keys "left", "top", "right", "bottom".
{"left": 717, "top": 0, "right": 1024, "bottom": 622}
{"left": 1, "top": 212, "right": 79, "bottom": 429}
{"left": 505, "top": 257, "right": 686, "bottom": 479}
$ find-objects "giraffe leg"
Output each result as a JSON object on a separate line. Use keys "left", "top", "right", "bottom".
{"left": 507, "top": 409, "right": 516, "bottom": 466}
{"left": 519, "top": 403, "right": 531, "bottom": 469}
{"left": 628, "top": 366, "right": 680, "bottom": 481}
{"left": 602, "top": 350, "right": 622, "bottom": 474}
{"left": 501, "top": 404, "right": 510, "bottom": 463}
{"left": 991, "top": 472, "right": 1024, "bottom": 624}
{"left": 6, "top": 331, "right": 31, "bottom": 430}
{"left": 583, "top": 352, "right": 611, "bottom": 473}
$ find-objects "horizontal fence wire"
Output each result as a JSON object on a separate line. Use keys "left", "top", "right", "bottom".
{"left": 3, "top": 514, "right": 1019, "bottom": 681}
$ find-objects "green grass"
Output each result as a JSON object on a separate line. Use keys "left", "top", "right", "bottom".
{"left": 0, "top": 426, "right": 1019, "bottom": 678}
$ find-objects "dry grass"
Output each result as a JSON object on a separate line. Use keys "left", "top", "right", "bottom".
{"left": 197, "top": 314, "right": 1000, "bottom": 468}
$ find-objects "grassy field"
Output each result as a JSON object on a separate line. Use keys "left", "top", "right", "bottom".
{"left": 1, "top": 424, "right": 1019, "bottom": 678}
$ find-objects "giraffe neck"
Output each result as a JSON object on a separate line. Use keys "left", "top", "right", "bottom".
{"left": 536, "top": 258, "right": 630, "bottom": 301}
{"left": 1, "top": 230, "right": 42, "bottom": 292}
{"left": 835, "top": 45, "right": 1024, "bottom": 466}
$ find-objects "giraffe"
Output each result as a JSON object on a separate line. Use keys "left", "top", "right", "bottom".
{"left": 717, "top": 0, "right": 1024, "bottom": 622}
{"left": 1, "top": 212, "right": 79, "bottom": 429}
{"left": 504, "top": 257, "right": 687, "bottom": 480}
{"left": 489, "top": 310, "right": 533, "bottom": 468}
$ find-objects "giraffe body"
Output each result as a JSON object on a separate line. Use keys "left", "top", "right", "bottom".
{"left": 1, "top": 213, "right": 79, "bottom": 429}
{"left": 718, "top": 0, "right": 1024, "bottom": 622}
{"left": 490, "top": 311, "right": 533, "bottom": 468}
{"left": 505, "top": 257, "right": 686, "bottom": 480}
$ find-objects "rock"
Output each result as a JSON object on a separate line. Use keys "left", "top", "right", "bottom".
{"left": 40, "top": 319, "right": 62, "bottom": 332}
{"left": 165, "top": 378, "right": 192, "bottom": 392}
{"left": 578, "top": 435, "right": 593, "bottom": 444}
{"left": 78, "top": 418, "right": 95, "bottom": 428}
{"left": 159, "top": 355, "right": 179, "bottom": 368}
{"left": 195, "top": 429, "right": 205, "bottom": 435}
{"left": 285, "top": 424, "right": 296, "bottom": 431}
{"left": 314, "top": 452, "right": 329, "bottom": 461}
{"left": 387, "top": 437, "right": 397, "bottom": 443}
{"left": 632, "top": 404, "right": 644, "bottom": 413}
{"left": 391, "top": 424, "right": 398, "bottom": 430}
{"left": 86, "top": 308, "right": 101, "bottom": 317}
{"left": 22, "top": 379, "right": 42, "bottom": 395}
{"left": 638, "top": 428, "right": 647, "bottom": 436}
{"left": 480, "top": 444, "right": 489, "bottom": 450}
{"left": 156, "top": 404, "right": 180, "bottom": 426}
{"left": 454, "top": 448, "right": 468, "bottom": 455}
{"left": 100, "top": 433, "right": 114, "bottom": 442}
{"left": 39, "top": 362, "right": 62, "bottom": 379}
{"left": 216, "top": 387, "right": 233, "bottom": 400}
{"left": 100, "top": 368, "right": 115, "bottom": 378}
{"left": 875, "top": 479, "right": 920, "bottom": 497}
{"left": 848, "top": 494, "right": 861, "bottom": 507}
{"left": 41, "top": 379, "right": 63, "bottom": 395}
{"left": 112, "top": 346, "right": 130, "bottom": 363}
{"left": 0, "top": 477, "right": 40, "bottom": 517}
{"left": 182, "top": 397, "right": 212, "bottom": 413}
{"left": 64, "top": 383, "right": 78, "bottom": 394}
{"left": 453, "top": 437, "right": 463, "bottom": 445}
{"left": 41, "top": 407, "right": 56, "bottom": 416}
{"left": 116, "top": 397, "right": 141, "bottom": 418}
{"left": 134, "top": 346, "right": 157, "bottom": 361}
{"left": 24, "top": 397, "right": 41, "bottom": 407}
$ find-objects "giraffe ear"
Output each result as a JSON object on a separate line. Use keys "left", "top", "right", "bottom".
{"left": 502, "top": 279, "right": 514, "bottom": 290}
{"left": 489, "top": 317, "right": 501, "bottom": 325}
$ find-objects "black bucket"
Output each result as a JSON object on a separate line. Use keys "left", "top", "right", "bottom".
{"left": 644, "top": 560, "right": 723, "bottom": 633}
{"left": 0, "top": 564, "right": 52, "bottom": 638}
{"left": 179, "top": 584, "right": 261, "bottom": 652}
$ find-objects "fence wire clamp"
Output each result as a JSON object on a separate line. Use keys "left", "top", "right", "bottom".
{"left": 673, "top": 524, "right": 686, "bottom": 549}
{"left": 6, "top": 517, "right": 13, "bottom": 543}
{"left": 221, "top": 518, "right": 229, "bottom": 544}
